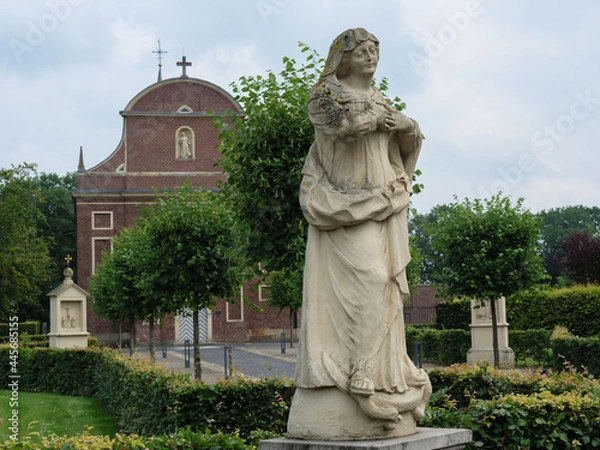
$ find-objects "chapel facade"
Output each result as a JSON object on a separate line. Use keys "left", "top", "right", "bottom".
{"left": 73, "top": 62, "right": 291, "bottom": 344}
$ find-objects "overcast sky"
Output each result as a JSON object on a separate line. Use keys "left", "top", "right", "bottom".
{"left": 2, "top": 0, "right": 599, "bottom": 214}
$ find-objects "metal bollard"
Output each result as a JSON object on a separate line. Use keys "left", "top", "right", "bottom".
{"left": 280, "top": 332, "right": 286, "bottom": 354}
{"left": 413, "top": 340, "right": 423, "bottom": 369}
{"left": 224, "top": 346, "right": 233, "bottom": 379}
{"left": 162, "top": 336, "right": 167, "bottom": 358}
{"left": 184, "top": 339, "right": 191, "bottom": 368}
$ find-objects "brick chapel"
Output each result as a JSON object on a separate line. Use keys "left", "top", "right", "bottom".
{"left": 73, "top": 56, "right": 291, "bottom": 345}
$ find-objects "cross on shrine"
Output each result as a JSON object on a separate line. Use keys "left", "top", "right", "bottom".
{"left": 65, "top": 254, "right": 72, "bottom": 267}
{"left": 177, "top": 56, "right": 192, "bottom": 77}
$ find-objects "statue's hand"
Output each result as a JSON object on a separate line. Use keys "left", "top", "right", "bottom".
{"left": 384, "top": 112, "right": 414, "bottom": 133}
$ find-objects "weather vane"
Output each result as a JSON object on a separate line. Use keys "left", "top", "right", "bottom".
{"left": 152, "top": 39, "right": 167, "bottom": 82}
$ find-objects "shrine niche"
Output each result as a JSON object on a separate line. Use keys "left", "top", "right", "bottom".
{"left": 176, "top": 126, "right": 195, "bottom": 159}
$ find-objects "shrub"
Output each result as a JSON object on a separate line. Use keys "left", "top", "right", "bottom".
{"left": 0, "top": 321, "right": 39, "bottom": 336}
{"left": 510, "top": 329, "right": 553, "bottom": 366}
{"left": 424, "top": 364, "right": 600, "bottom": 449}
{"left": 0, "top": 346, "right": 293, "bottom": 438}
{"left": 508, "top": 285, "right": 600, "bottom": 336}
{"left": 435, "top": 299, "right": 471, "bottom": 330}
{"left": 552, "top": 335, "right": 600, "bottom": 377}
{"left": 2, "top": 428, "right": 250, "bottom": 450}
{"left": 406, "top": 326, "right": 470, "bottom": 365}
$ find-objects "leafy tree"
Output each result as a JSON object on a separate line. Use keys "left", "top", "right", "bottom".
{"left": 560, "top": 231, "right": 600, "bottom": 284}
{"left": 430, "top": 194, "right": 546, "bottom": 367}
{"left": 32, "top": 172, "right": 77, "bottom": 322}
{"left": 266, "top": 267, "right": 303, "bottom": 347}
{"left": 213, "top": 44, "right": 321, "bottom": 276}
{"left": 89, "top": 227, "right": 149, "bottom": 354}
{"left": 137, "top": 183, "right": 244, "bottom": 379}
{"left": 0, "top": 164, "right": 52, "bottom": 319}
{"left": 409, "top": 205, "right": 452, "bottom": 284}
{"left": 537, "top": 205, "right": 600, "bottom": 283}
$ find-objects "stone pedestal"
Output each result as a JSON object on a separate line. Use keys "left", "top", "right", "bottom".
{"left": 467, "top": 298, "right": 514, "bottom": 369}
{"left": 287, "top": 387, "right": 423, "bottom": 440}
{"left": 47, "top": 267, "right": 90, "bottom": 348}
{"left": 260, "top": 428, "right": 472, "bottom": 450}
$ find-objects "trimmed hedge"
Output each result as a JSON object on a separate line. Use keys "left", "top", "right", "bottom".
{"left": 0, "top": 322, "right": 39, "bottom": 336}
{"left": 508, "top": 285, "right": 600, "bottom": 336}
{"left": 435, "top": 299, "right": 471, "bottom": 330}
{"left": 3, "top": 428, "right": 254, "bottom": 450}
{"left": 406, "top": 327, "right": 471, "bottom": 365}
{"left": 510, "top": 329, "right": 553, "bottom": 366}
{"left": 425, "top": 364, "right": 600, "bottom": 449}
{"left": 553, "top": 335, "right": 600, "bottom": 377}
{"left": 406, "top": 326, "right": 554, "bottom": 367}
{"left": 0, "top": 346, "right": 294, "bottom": 438}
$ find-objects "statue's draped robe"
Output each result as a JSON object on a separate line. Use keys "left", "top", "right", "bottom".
{"left": 295, "top": 81, "right": 424, "bottom": 395}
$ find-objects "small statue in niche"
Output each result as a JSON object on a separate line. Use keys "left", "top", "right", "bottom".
{"left": 178, "top": 130, "right": 193, "bottom": 158}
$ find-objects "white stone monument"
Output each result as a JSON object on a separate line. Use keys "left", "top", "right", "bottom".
{"left": 273, "top": 27, "right": 471, "bottom": 449}
{"left": 467, "top": 298, "right": 514, "bottom": 369}
{"left": 47, "top": 260, "right": 90, "bottom": 348}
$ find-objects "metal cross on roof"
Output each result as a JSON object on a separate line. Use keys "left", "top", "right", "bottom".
{"left": 177, "top": 55, "right": 192, "bottom": 77}
{"left": 65, "top": 254, "right": 72, "bottom": 267}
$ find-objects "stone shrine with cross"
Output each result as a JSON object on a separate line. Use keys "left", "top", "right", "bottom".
{"left": 47, "top": 255, "right": 90, "bottom": 348}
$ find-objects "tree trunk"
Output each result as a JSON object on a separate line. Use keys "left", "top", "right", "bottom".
{"left": 193, "top": 308, "right": 202, "bottom": 381}
{"left": 148, "top": 315, "right": 156, "bottom": 361}
{"left": 289, "top": 307, "right": 294, "bottom": 348}
{"left": 490, "top": 297, "right": 500, "bottom": 368}
{"left": 129, "top": 319, "right": 135, "bottom": 356}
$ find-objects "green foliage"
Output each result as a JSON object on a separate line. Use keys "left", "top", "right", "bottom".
{"left": 0, "top": 346, "right": 293, "bottom": 439}
{"left": 214, "top": 44, "right": 321, "bottom": 275}
{"left": 430, "top": 194, "right": 546, "bottom": 302}
{"left": 425, "top": 364, "right": 600, "bottom": 449}
{"left": 90, "top": 227, "right": 150, "bottom": 324}
{"left": 537, "top": 205, "right": 600, "bottom": 283}
{"left": 0, "top": 164, "right": 52, "bottom": 319}
{"left": 507, "top": 284, "right": 600, "bottom": 337}
{"left": 174, "top": 377, "right": 294, "bottom": 437}
{"left": 405, "top": 325, "right": 553, "bottom": 367}
{"left": 409, "top": 205, "right": 452, "bottom": 284}
{"left": 552, "top": 335, "right": 600, "bottom": 377}
{"left": 510, "top": 329, "right": 553, "bottom": 366}
{"left": 35, "top": 172, "right": 77, "bottom": 319}
{"left": 267, "top": 266, "right": 303, "bottom": 313}
{"left": 0, "top": 322, "right": 39, "bottom": 336}
{"left": 2, "top": 428, "right": 250, "bottom": 450}
{"left": 435, "top": 298, "right": 471, "bottom": 330}
{"left": 138, "top": 183, "right": 243, "bottom": 311}
{"left": 405, "top": 326, "right": 471, "bottom": 365}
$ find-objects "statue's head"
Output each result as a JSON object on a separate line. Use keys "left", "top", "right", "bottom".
{"left": 321, "top": 28, "right": 380, "bottom": 80}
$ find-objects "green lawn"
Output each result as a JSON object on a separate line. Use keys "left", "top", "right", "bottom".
{"left": 0, "top": 390, "right": 116, "bottom": 444}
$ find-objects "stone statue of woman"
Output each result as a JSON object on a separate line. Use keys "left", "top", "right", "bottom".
{"left": 287, "top": 28, "right": 431, "bottom": 440}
